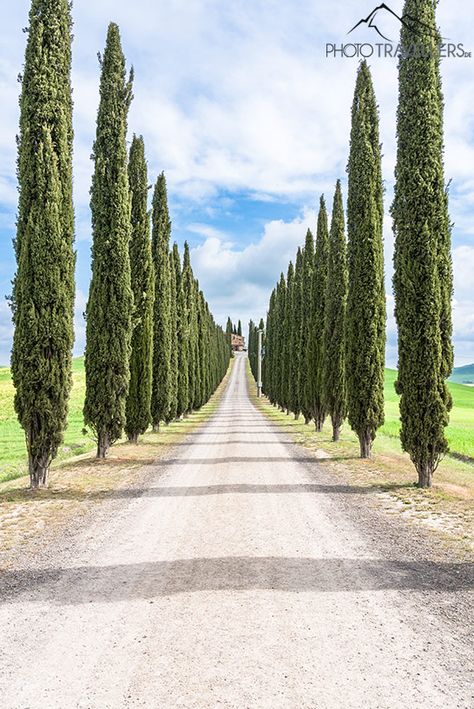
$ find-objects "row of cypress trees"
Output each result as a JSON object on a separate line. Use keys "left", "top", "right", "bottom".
{"left": 263, "top": 62, "right": 385, "bottom": 455}
{"left": 261, "top": 0, "right": 453, "bottom": 488}
{"left": 11, "top": 3, "right": 229, "bottom": 487}
{"left": 248, "top": 319, "right": 265, "bottom": 382}
{"left": 85, "top": 28, "right": 230, "bottom": 455}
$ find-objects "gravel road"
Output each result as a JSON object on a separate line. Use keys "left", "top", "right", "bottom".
{"left": 0, "top": 352, "right": 473, "bottom": 708}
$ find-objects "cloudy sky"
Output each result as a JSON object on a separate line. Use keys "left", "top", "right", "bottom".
{"left": 0, "top": 0, "right": 473, "bottom": 367}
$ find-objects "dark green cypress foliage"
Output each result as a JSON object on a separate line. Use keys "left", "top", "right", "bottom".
{"left": 248, "top": 320, "right": 255, "bottom": 379}
{"left": 226, "top": 317, "right": 234, "bottom": 358}
{"left": 306, "top": 197, "right": 329, "bottom": 431}
{"left": 151, "top": 172, "right": 172, "bottom": 431}
{"left": 125, "top": 136, "right": 154, "bottom": 443}
{"left": 289, "top": 248, "right": 303, "bottom": 418}
{"left": 167, "top": 248, "right": 179, "bottom": 422}
{"left": 282, "top": 262, "right": 294, "bottom": 414}
{"left": 84, "top": 23, "right": 133, "bottom": 459}
{"left": 237, "top": 320, "right": 242, "bottom": 337}
{"left": 264, "top": 289, "right": 276, "bottom": 403}
{"left": 322, "top": 180, "right": 348, "bottom": 442}
{"left": 11, "top": 15, "right": 73, "bottom": 487}
{"left": 193, "top": 280, "right": 204, "bottom": 409}
{"left": 300, "top": 229, "right": 314, "bottom": 424}
{"left": 173, "top": 244, "right": 189, "bottom": 419}
{"left": 12, "top": 0, "right": 75, "bottom": 488}
{"left": 276, "top": 273, "right": 287, "bottom": 410}
{"left": 392, "top": 0, "right": 453, "bottom": 487}
{"left": 346, "top": 61, "right": 386, "bottom": 458}
{"left": 182, "top": 242, "right": 197, "bottom": 414}
{"left": 258, "top": 317, "right": 265, "bottom": 392}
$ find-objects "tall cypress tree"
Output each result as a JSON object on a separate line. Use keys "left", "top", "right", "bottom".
{"left": 306, "top": 197, "right": 329, "bottom": 431}
{"left": 346, "top": 61, "right": 386, "bottom": 458}
{"left": 226, "top": 317, "right": 234, "bottom": 358}
{"left": 84, "top": 23, "right": 133, "bottom": 459}
{"left": 322, "top": 181, "right": 348, "bottom": 442}
{"left": 300, "top": 229, "right": 314, "bottom": 424}
{"left": 125, "top": 136, "right": 154, "bottom": 443}
{"left": 392, "top": 0, "right": 453, "bottom": 487}
{"left": 151, "top": 172, "right": 172, "bottom": 431}
{"left": 167, "top": 248, "right": 179, "bottom": 422}
{"left": 263, "top": 291, "right": 276, "bottom": 403}
{"left": 289, "top": 248, "right": 303, "bottom": 418}
{"left": 182, "top": 242, "right": 197, "bottom": 414}
{"left": 11, "top": 0, "right": 75, "bottom": 487}
{"left": 283, "top": 262, "right": 294, "bottom": 414}
{"left": 237, "top": 320, "right": 242, "bottom": 337}
{"left": 173, "top": 244, "right": 189, "bottom": 419}
{"left": 276, "top": 273, "right": 287, "bottom": 410}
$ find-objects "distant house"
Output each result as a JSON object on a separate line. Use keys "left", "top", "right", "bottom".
{"left": 231, "top": 334, "right": 245, "bottom": 352}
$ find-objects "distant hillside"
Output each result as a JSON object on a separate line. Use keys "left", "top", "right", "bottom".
{"left": 450, "top": 364, "right": 474, "bottom": 386}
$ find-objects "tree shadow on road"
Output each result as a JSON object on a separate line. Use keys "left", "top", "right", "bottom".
{"left": 1, "top": 556, "right": 473, "bottom": 604}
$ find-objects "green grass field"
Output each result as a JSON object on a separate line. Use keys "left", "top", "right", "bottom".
{"left": 1, "top": 359, "right": 473, "bottom": 484}
{"left": 0, "top": 357, "right": 94, "bottom": 483}
{"left": 381, "top": 369, "right": 474, "bottom": 460}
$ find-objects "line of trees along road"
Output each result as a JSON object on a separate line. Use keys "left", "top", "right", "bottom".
{"left": 11, "top": 3, "right": 230, "bottom": 487}
{"left": 259, "top": 0, "right": 453, "bottom": 488}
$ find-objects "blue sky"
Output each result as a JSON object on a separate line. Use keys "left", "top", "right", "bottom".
{"left": 1, "top": 0, "right": 473, "bottom": 367}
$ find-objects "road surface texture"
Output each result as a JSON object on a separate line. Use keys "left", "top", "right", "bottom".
{"left": 0, "top": 353, "right": 473, "bottom": 708}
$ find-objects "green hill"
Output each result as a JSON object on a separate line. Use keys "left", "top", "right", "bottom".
{"left": 449, "top": 363, "right": 474, "bottom": 386}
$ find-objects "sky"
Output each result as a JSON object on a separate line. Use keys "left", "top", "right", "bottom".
{"left": 0, "top": 0, "right": 473, "bottom": 367}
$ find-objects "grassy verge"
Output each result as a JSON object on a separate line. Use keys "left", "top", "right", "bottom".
{"left": 0, "top": 360, "right": 233, "bottom": 565}
{"left": 0, "top": 357, "right": 92, "bottom": 484}
{"left": 247, "top": 362, "right": 474, "bottom": 553}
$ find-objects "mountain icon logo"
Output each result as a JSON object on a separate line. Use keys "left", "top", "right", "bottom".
{"left": 348, "top": 3, "right": 440, "bottom": 43}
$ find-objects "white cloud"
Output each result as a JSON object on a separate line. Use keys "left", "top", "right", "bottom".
{"left": 1, "top": 0, "right": 473, "bottom": 367}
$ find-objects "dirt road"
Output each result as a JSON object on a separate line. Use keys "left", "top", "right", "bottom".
{"left": 0, "top": 353, "right": 473, "bottom": 708}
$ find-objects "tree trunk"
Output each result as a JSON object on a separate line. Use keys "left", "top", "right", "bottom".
{"left": 304, "top": 416, "right": 311, "bottom": 425}
{"left": 417, "top": 462, "right": 433, "bottom": 489}
{"left": 29, "top": 452, "right": 49, "bottom": 489}
{"left": 128, "top": 432, "right": 139, "bottom": 444}
{"left": 314, "top": 407, "right": 325, "bottom": 432}
{"left": 152, "top": 422, "right": 160, "bottom": 433}
{"left": 97, "top": 432, "right": 110, "bottom": 459}
{"left": 294, "top": 412, "right": 300, "bottom": 421}
{"left": 359, "top": 430, "right": 372, "bottom": 459}
{"left": 332, "top": 418, "right": 341, "bottom": 442}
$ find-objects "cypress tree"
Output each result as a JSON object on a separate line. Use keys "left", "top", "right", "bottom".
{"left": 258, "top": 317, "right": 265, "bottom": 393}
{"left": 264, "top": 289, "right": 277, "bottom": 404}
{"left": 11, "top": 0, "right": 75, "bottom": 488}
{"left": 237, "top": 320, "right": 242, "bottom": 337}
{"left": 182, "top": 242, "right": 197, "bottom": 414}
{"left": 173, "top": 244, "right": 189, "bottom": 419}
{"left": 226, "top": 317, "right": 234, "bottom": 358}
{"left": 151, "top": 172, "right": 172, "bottom": 430}
{"left": 192, "top": 279, "right": 203, "bottom": 409}
{"left": 84, "top": 23, "right": 133, "bottom": 459}
{"left": 306, "top": 196, "right": 329, "bottom": 431}
{"left": 346, "top": 61, "right": 386, "bottom": 458}
{"left": 125, "top": 136, "right": 154, "bottom": 443}
{"left": 322, "top": 181, "right": 348, "bottom": 442}
{"left": 300, "top": 229, "right": 314, "bottom": 424}
{"left": 276, "top": 273, "right": 287, "bottom": 410}
{"left": 167, "top": 248, "right": 179, "bottom": 422}
{"left": 282, "top": 262, "right": 294, "bottom": 414}
{"left": 392, "top": 0, "right": 453, "bottom": 487}
{"left": 289, "top": 248, "right": 303, "bottom": 418}
{"left": 248, "top": 320, "right": 255, "bottom": 378}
